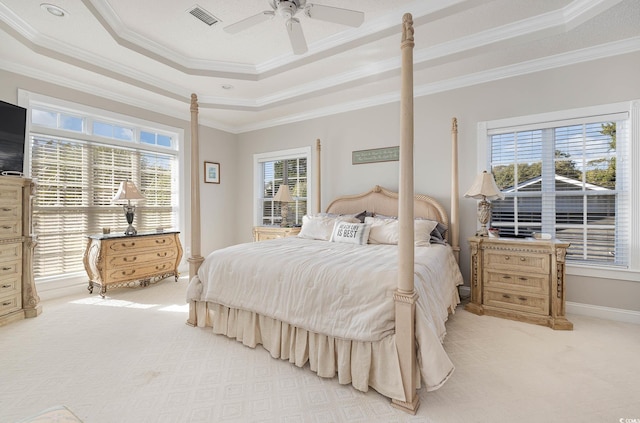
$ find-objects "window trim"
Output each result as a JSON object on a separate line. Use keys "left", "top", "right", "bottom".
{"left": 18, "top": 89, "right": 187, "bottom": 285}
{"left": 477, "top": 100, "right": 640, "bottom": 282}
{"left": 253, "top": 146, "right": 312, "bottom": 226}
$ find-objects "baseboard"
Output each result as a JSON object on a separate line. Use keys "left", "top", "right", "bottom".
{"left": 566, "top": 301, "right": 640, "bottom": 325}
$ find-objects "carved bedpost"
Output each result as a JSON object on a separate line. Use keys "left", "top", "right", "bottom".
{"left": 315, "top": 139, "right": 321, "bottom": 214}
{"left": 392, "top": 12, "right": 419, "bottom": 414}
{"left": 187, "top": 93, "right": 204, "bottom": 326}
{"left": 450, "top": 118, "right": 460, "bottom": 263}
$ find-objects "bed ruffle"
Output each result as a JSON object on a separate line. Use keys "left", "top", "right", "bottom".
{"left": 192, "top": 300, "right": 422, "bottom": 402}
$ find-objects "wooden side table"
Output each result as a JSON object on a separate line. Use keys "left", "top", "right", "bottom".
{"left": 465, "top": 236, "right": 573, "bottom": 330}
{"left": 253, "top": 226, "right": 300, "bottom": 242}
{"left": 83, "top": 231, "right": 183, "bottom": 297}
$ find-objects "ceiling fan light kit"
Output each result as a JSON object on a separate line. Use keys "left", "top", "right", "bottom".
{"left": 224, "top": 0, "right": 364, "bottom": 55}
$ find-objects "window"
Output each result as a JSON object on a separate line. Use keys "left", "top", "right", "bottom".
{"left": 254, "top": 147, "right": 311, "bottom": 226}
{"left": 482, "top": 103, "right": 633, "bottom": 269}
{"left": 25, "top": 97, "right": 180, "bottom": 280}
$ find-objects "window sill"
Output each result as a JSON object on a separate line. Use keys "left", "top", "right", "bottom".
{"left": 566, "top": 264, "right": 640, "bottom": 282}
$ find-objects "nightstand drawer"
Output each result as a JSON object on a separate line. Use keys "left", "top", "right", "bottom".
{"left": 0, "top": 186, "right": 21, "bottom": 204}
{"left": 484, "top": 270, "right": 549, "bottom": 295}
{"left": 484, "top": 289, "right": 549, "bottom": 316}
{"left": 483, "top": 251, "right": 549, "bottom": 274}
{"left": 0, "top": 243, "right": 22, "bottom": 263}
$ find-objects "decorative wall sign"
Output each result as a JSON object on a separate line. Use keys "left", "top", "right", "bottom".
{"left": 352, "top": 146, "right": 399, "bottom": 165}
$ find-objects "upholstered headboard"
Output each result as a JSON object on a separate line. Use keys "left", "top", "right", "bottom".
{"left": 325, "top": 185, "right": 449, "bottom": 229}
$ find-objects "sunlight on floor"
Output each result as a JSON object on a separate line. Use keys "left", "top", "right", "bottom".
{"left": 69, "top": 297, "right": 188, "bottom": 313}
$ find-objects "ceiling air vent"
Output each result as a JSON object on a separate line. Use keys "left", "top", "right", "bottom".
{"left": 188, "top": 5, "right": 220, "bottom": 26}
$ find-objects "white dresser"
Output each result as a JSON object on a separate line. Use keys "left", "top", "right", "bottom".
{"left": 0, "top": 176, "right": 40, "bottom": 326}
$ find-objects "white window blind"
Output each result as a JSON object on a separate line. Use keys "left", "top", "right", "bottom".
{"left": 489, "top": 117, "right": 628, "bottom": 267}
{"left": 259, "top": 157, "right": 308, "bottom": 226}
{"left": 25, "top": 96, "right": 180, "bottom": 280}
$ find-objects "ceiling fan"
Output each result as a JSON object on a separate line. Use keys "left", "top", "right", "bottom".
{"left": 224, "top": 0, "right": 365, "bottom": 55}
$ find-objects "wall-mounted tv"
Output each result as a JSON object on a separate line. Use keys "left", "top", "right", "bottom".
{"left": 0, "top": 99, "right": 27, "bottom": 176}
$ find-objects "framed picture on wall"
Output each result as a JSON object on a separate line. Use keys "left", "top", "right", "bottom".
{"left": 204, "top": 161, "right": 220, "bottom": 184}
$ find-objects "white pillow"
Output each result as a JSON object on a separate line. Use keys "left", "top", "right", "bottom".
{"left": 365, "top": 216, "right": 438, "bottom": 246}
{"left": 329, "top": 221, "right": 371, "bottom": 245}
{"left": 298, "top": 215, "right": 359, "bottom": 241}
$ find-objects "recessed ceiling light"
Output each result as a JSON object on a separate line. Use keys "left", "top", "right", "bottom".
{"left": 221, "top": 84, "right": 234, "bottom": 90}
{"left": 40, "top": 3, "right": 67, "bottom": 17}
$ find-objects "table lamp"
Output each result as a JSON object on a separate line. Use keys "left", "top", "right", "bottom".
{"left": 112, "top": 180, "right": 145, "bottom": 235}
{"left": 273, "top": 184, "right": 294, "bottom": 227}
{"left": 464, "top": 171, "right": 504, "bottom": 237}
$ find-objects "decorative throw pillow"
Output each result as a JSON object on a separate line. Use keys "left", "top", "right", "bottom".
{"left": 298, "top": 215, "right": 359, "bottom": 241}
{"left": 365, "top": 216, "right": 439, "bottom": 246}
{"left": 329, "top": 221, "right": 371, "bottom": 245}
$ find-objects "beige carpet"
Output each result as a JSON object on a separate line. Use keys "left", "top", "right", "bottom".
{"left": 1, "top": 277, "right": 639, "bottom": 423}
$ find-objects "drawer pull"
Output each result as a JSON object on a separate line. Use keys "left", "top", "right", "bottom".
{"left": 123, "top": 256, "right": 137, "bottom": 262}
{"left": 155, "top": 239, "right": 167, "bottom": 244}
{"left": 518, "top": 277, "right": 528, "bottom": 281}
{"left": 2, "top": 225, "right": 11, "bottom": 229}
{"left": 157, "top": 252, "right": 168, "bottom": 257}
{"left": 2, "top": 267, "right": 11, "bottom": 271}
{"left": 2, "top": 301, "right": 11, "bottom": 306}
{"left": 155, "top": 264, "right": 168, "bottom": 270}
{"left": 121, "top": 242, "right": 136, "bottom": 248}
{"left": 520, "top": 257, "right": 526, "bottom": 261}
{"left": 1, "top": 284, "right": 11, "bottom": 288}
{"left": 502, "top": 294, "right": 511, "bottom": 299}
{"left": 504, "top": 256, "right": 510, "bottom": 260}
{"left": 121, "top": 270, "right": 136, "bottom": 276}
{"left": 518, "top": 296, "right": 527, "bottom": 301}
{"left": 2, "top": 207, "right": 11, "bottom": 211}
{"left": 502, "top": 275, "right": 512, "bottom": 280}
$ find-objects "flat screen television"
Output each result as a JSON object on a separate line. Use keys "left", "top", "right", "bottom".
{"left": 0, "top": 99, "right": 27, "bottom": 176}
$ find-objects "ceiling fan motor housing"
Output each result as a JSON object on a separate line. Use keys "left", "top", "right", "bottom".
{"left": 274, "top": 0, "right": 306, "bottom": 18}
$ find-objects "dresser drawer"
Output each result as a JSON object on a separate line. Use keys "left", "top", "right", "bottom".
{"left": 0, "top": 274, "right": 20, "bottom": 296}
{"left": 0, "top": 220, "right": 21, "bottom": 239}
{"left": 484, "top": 270, "right": 549, "bottom": 295}
{"left": 105, "top": 235, "right": 177, "bottom": 253}
{"left": 0, "top": 204, "right": 21, "bottom": 220}
{"left": 0, "top": 243, "right": 22, "bottom": 263}
{"left": 484, "top": 288, "right": 549, "bottom": 316}
{"left": 0, "top": 186, "right": 21, "bottom": 204}
{"left": 106, "top": 260, "right": 177, "bottom": 283}
{"left": 483, "top": 251, "right": 549, "bottom": 274}
{"left": 0, "top": 293, "right": 21, "bottom": 316}
{"left": 0, "top": 260, "right": 21, "bottom": 278}
{"left": 107, "top": 248, "right": 179, "bottom": 268}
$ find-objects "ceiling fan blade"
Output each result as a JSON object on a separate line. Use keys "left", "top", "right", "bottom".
{"left": 224, "top": 10, "right": 275, "bottom": 34}
{"left": 286, "top": 18, "right": 308, "bottom": 55}
{"left": 304, "top": 4, "right": 364, "bottom": 27}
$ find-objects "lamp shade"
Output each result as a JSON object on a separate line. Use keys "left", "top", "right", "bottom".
{"left": 273, "top": 184, "right": 294, "bottom": 203}
{"left": 112, "top": 180, "right": 145, "bottom": 202}
{"left": 464, "top": 171, "right": 504, "bottom": 200}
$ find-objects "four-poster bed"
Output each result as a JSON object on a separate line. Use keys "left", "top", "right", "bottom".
{"left": 186, "top": 14, "right": 462, "bottom": 414}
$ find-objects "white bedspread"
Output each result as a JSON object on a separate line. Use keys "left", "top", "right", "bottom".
{"left": 187, "top": 237, "right": 462, "bottom": 344}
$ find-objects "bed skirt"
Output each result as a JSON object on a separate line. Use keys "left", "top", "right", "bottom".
{"left": 189, "top": 300, "right": 423, "bottom": 402}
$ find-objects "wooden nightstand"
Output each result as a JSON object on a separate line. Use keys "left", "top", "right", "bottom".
{"left": 465, "top": 236, "right": 573, "bottom": 330}
{"left": 253, "top": 226, "right": 300, "bottom": 242}
{"left": 83, "top": 231, "right": 183, "bottom": 297}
